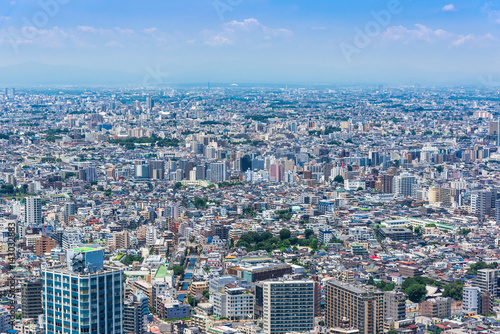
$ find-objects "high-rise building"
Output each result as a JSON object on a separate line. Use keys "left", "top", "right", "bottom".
{"left": 35, "top": 236, "right": 57, "bottom": 256}
{"left": 5, "top": 174, "right": 16, "bottom": 186}
{"left": 325, "top": 280, "right": 384, "bottom": 334}
{"left": 383, "top": 287, "right": 406, "bottom": 321}
{"left": 269, "top": 164, "right": 284, "bottom": 182}
{"left": 0, "top": 306, "right": 11, "bottom": 333}
{"left": 261, "top": 280, "right": 315, "bottom": 334}
{"left": 195, "top": 164, "right": 206, "bottom": 180}
{"left": 380, "top": 174, "right": 394, "bottom": 194}
{"left": 496, "top": 199, "right": 500, "bottom": 224}
{"left": 323, "top": 163, "right": 334, "bottom": 180}
{"left": 393, "top": 173, "right": 416, "bottom": 197}
{"left": 489, "top": 120, "right": 499, "bottom": 145}
{"left": 64, "top": 202, "right": 76, "bottom": 223}
{"left": 420, "top": 297, "right": 451, "bottom": 318}
{"left": 369, "top": 151, "right": 380, "bottom": 166}
{"left": 21, "top": 279, "right": 43, "bottom": 320}
{"left": 62, "top": 231, "right": 83, "bottom": 250}
{"left": 212, "top": 223, "right": 231, "bottom": 240}
{"left": 112, "top": 230, "right": 130, "bottom": 250}
{"left": 210, "top": 286, "right": 255, "bottom": 320}
{"left": 240, "top": 155, "right": 252, "bottom": 172}
{"left": 165, "top": 202, "right": 179, "bottom": 220}
{"left": 148, "top": 160, "right": 164, "bottom": 180}
{"left": 463, "top": 286, "right": 481, "bottom": 314}
{"left": 135, "top": 163, "right": 149, "bottom": 179}
{"left": 471, "top": 189, "right": 498, "bottom": 220}
{"left": 146, "top": 225, "right": 157, "bottom": 246}
{"left": 42, "top": 247, "right": 124, "bottom": 334}
{"left": 428, "top": 185, "right": 441, "bottom": 203}
{"left": 473, "top": 269, "right": 498, "bottom": 296}
{"left": 86, "top": 166, "right": 97, "bottom": 182}
{"left": 124, "top": 290, "right": 149, "bottom": 334}
{"left": 25, "top": 197, "right": 42, "bottom": 225}
{"left": 208, "top": 162, "right": 227, "bottom": 182}
{"left": 146, "top": 96, "right": 154, "bottom": 109}
{"left": 498, "top": 119, "right": 500, "bottom": 147}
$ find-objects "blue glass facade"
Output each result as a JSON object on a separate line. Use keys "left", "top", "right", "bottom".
{"left": 43, "top": 267, "right": 123, "bottom": 334}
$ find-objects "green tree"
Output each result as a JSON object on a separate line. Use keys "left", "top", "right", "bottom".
{"left": 402, "top": 276, "right": 441, "bottom": 291}
{"left": 405, "top": 284, "right": 427, "bottom": 303}
{"left": 387, "top": 329, "right": 398, "bottom": 334}
{"left": 367, "top": 276, "right": 375, "bottom": 286}
{"left": 377, "top": 281, "right": 396, "bottom": 291}
{"left": 243, "top": 207, "right": 257, "bottom": 217}
{"left": 460, "top": 228, "right": 471, "bottom": 235}
{"left": 442, "top": 280, "right": 464, "bottom": 301}
{"left": 193, "top": 197, "right": 209, "bottom": 209}
{"left": 304, "top": 229, "right": 314, "bottom": 239}
{"left": 187, "top": 294, "right": 199, "bottom": 307}
{"left": 203, "top": 289, "right": 210, "bottom": 299}
{"left": 279, "top": 229, "right": 291, "bottom": 240}
{"left": 121, "top": 254, "right": 143, "bottom": 265}
{"left": 309, "top": 238, "right": 318, "bottom": 250}
{"left": 469, "top": 261, "right": 498, "bottom": 275}
{"left": 333, "top": 175, "right": 344, "bottom": 183}
{"left": 172, "top": 265, "right": 184, "bottom": 276}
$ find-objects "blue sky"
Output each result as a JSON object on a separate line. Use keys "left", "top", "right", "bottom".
{"left": 1, "top": 0, "right": 500, "bottom": 85}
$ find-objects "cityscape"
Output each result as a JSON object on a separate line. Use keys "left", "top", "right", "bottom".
{"left": 2, "top": 1, "right": 500, "bottom": 334}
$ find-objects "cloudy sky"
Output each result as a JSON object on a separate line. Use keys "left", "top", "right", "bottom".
{"left": 1, "top": 0, "right": 500, "bottom": 85}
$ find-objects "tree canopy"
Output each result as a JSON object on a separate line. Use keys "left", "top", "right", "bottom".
{"left": 236, "top": 229, "right": 320, "bottom": 252}
{"left": 172, "top": 265, "right": 184, "bottom": 276}
{"left": 468, "top": 261, "right": 498, "bottom": 275}
{"left": 333, "top": 175, "right": 344, "bottom": 183}
{"left": 405, "top": 284, "right": 427, "bottom": 303}
{"left": 442, "top": 279, "right": 464, "bottom": 301}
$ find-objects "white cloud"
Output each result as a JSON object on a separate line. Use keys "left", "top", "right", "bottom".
{"left": 204, "top": 34, "right": 232, "bottom": 46}
{"left": 442, "top": 4, "right": 456, "bottom": 11}
{"left": 202, "top": 18, "right": 292, "bottom": 47}
{"left": 224, "top": 18, "right": 263, "bottom": 32}
{"left": 269, "top": 28, "right": 293, "bottom": 38}
{"left": 77, "top": 26, "right": 99, "bottom": 33}
{"left": 381, "top": 23, "right": 496, "bottom": 47}
{"left": 382, "top": 24, "right": 451, "bottom": 43}
{"left": 105, "top": 41, "right": 124, "bottom": 48}
{"left": 482, "top": 2, "right": 500, "bottom": 24}
{"left": 223, "top": 18, "right": 293, "bottom": 39}
{"left": 77, "top": 26, "right": 134, "bottom": 35}
{"left": 114, "top": 27, "right": 134, "bottom": 35}
{"left": 452, "top": 33, "right": 496, "bottom": 46}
